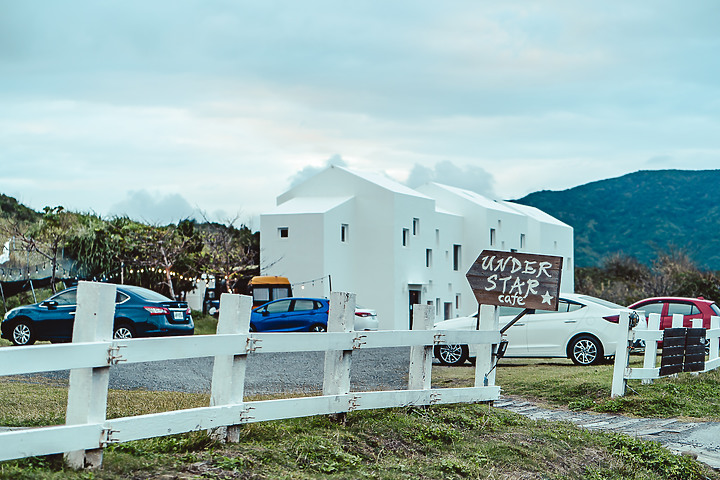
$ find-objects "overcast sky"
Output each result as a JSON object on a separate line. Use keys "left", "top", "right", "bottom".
{"left": 1, "top": 1, "right": 718, "bottom": 227}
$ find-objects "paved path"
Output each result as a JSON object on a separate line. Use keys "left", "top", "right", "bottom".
{"left": 493, "top": 396, "right": 720, "bottom": 469}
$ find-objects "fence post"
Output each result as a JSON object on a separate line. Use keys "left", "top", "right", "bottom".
{"left": 711, "top": 316, "right": 720, "bottom": 361}
{"left": 210, "top": 293, "right": 252, "bottom": 442}
{"left": 475, "top": 304, "right": 499, "bottom": 388}
{"left": 672, "top": 313, "right": 684, "bottom": 328}
{"left": 408, "top": 304, "right": 434, "bottom": 391}
{"left": 64, "top": 281, "right": 116, "bottom": 469}
{"left": 642, "top": 313, "right": 660, "bottom": 385}
{"left": 611, "top": 311, "right": 631, "bottom": 397}
{"left": 323, "top": 291, "right": 355, "bottom": 420}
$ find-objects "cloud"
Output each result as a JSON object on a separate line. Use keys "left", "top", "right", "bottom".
{"left": 107, "top": 190, "right": 197, "bottom": 225}
{"left": 405, "top": 161, "right": 496, "bottom": 198}
{"left": 288, "top": 154, "right": 348, "bottom": 187}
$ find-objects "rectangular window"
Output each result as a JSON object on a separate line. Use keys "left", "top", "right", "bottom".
{"left": 426, "top": 249, "right": 432, "bottom": 267}
{"left": 455, "top": 294, "right": 461, "bottom": 309}
{"left": 341, "top": 224, "right": 349, "bottom": 243}
{"left": 436, "top": 298, "right": 441, "bottom": 317}
{"left": 412, "top": 217, "right": 420, "bottom": 235}
{"left": 402, "top": 228, "right": 410, "bottom": 247}
{"left": 278, "top": 227, "right": 289, "bottom": 238}
{"left": 520, "top": 233, "right": 526, "bottom": 249}
{"left": 453, "top": 244, "right": 461, "bottom": 271}
{"left": 444, "top": 302, "right": 453, "bottom": 320}
{"left": 435, "top": 228, "right": 440, "bottom": 245}
{"left": 490, "top": 228, "right": 496, "bottom": 246}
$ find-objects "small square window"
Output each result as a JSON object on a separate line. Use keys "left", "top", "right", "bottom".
{"left": 278, "top": 227, "right": 289, "bottom": 238}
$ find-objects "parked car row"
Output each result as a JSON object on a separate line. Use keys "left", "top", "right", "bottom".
{"left": 1, "top": 288, "right": 378, "bottom": 346}
{"left": 433, "top": 294, "right": 720, "bottom": 367}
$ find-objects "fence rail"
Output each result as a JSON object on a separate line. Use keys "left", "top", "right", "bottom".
{"left": 0, "top": 282, "right": 502, "bottom": 468}
{"left": 612, "top": 312, "right": 720, "bottom": 397}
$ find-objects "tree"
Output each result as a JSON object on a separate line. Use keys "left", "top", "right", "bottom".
{"left": 197, "top": 217, "right": 259, "bottom": 294}
{"left": 0, "top": 206, "right": 78, "bottom": 293}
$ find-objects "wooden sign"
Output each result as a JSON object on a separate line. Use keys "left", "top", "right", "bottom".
{"left": 466, "top": 250, "right": 563, "bottom": 311}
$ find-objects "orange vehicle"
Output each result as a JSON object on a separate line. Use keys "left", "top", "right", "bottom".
{"left": 249, "top": 276, "right": 292, "bottom": 308}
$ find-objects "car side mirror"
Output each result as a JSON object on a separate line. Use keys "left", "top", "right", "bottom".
{"left": 262, "top": 310, "right": 269, "bottom": 316}
{"left": 42, "top": 300, "right": 58, "bottom": 310}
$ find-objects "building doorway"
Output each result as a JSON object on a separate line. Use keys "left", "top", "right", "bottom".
{"left": 408, "top": 288, "right": 421, "bottom": 329}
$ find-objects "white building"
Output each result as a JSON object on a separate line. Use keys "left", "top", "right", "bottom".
{"left": 260, "top": 166, "right": 574, "bottom": 330}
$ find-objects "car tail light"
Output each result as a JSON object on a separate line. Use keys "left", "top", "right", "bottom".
{"left": 144, "top": 306, "right": 170, "bottom": 315}
{"left": 355, "top": 312, "right": 372, "bottom": 317}
{"left": 603, "top": 315, "right": 619, "bottom": 323}
{"left": 186, "top": 307, "right": 191, "bottom": 314}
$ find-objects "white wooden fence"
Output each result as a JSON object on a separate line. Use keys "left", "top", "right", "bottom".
{"left": 611, "top": 312, "right": 720, "bottom": 397}
{"left": 0, "top": 281, "right": 502, "bottom": 468}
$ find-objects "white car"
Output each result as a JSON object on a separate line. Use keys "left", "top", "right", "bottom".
{"left": 433, "top": 293, "right": 632, "bottom": 366}
{"left": 355, "top": 306, "right": 379, "bottom": 331}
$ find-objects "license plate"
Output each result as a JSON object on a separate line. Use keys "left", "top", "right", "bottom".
{"left": 173, "top": 311, "right": 184, "bottom": 320}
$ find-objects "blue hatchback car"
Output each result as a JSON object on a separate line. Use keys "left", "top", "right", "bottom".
{"left": 1, "top": 284, "right": 194, "bottom": 345}
{"left": 251, "top": 297, "right": 329, "bottom": 332}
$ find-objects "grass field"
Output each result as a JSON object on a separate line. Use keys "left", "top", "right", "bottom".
{"left": 2, "top": 349, "right": 720, "bottom": 478}
{"left": 2, "top": 310, "right": 720, "bottom": 477}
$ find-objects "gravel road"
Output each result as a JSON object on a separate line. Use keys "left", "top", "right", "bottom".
{"left": 35, "top": 347, "right": 412, "bottom": 395}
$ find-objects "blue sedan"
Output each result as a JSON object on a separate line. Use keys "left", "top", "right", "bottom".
{"left": 1, "top": 284, "right": 194, "bottom": 345}
{"left": 251, "top": 297, "right": 329, "bottom": 332}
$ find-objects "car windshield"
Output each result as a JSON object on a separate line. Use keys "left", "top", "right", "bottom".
{"left": 578, "top": 295, "right": 623, "bottom": 309}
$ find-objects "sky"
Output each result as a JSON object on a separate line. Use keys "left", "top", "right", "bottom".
{"left": 1, "top": 1, "right": 719, "bottom": 227}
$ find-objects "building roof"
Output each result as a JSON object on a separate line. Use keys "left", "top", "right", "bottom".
{"left": 501, "top": 201, "right": 570, "bottom": 227}
{"left": 425, "top": 182, "right": 521, "bottom": 215}
{"left": 335, "top": 166, "right": 433, "bottom": 200}
{"left": 265, "top": 196, "right": 353, "bottom": 215}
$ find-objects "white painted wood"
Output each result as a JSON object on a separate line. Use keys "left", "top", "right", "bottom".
{"left": 611, "top": 311, "right": 631, "bottom": 397}
{"left": 672, "top": 313, "right": 684, "bottom": 328}
{"left": 65, "top": 281, "right": 116, "bottom": 469}
{"left": 0, "top": 342, "right": 110, "bottom": 376}
{"left": 704, "top": 357, "right": 720, "bottom": 372}
{"left": 626, "top": 367, "right": 661, "bottom": 380}
{"left": 408, "top": 304, "right": 434, "bottom": 391}
{"left": 474, "top": 304, "right": 499, "bottom": 387}
{"left": 210, "top": 294, "right": 252, "bottom": 442}
{"left": 323, "top": 292, "right": 355, "bottom": 397}
{"left": 709, "top": 317, "right": 720, "bottom": 361}
{"left": 0, "top": 424, "right": 104, "bottom": 462}
{"left": 0, "top": 288, "right": 507, "bottom": 466}
{"left": 641, "top": 313, "right": 661, "bottom": 385}
{"left": 691, "top": 318, "right": 703, "bottom": 329}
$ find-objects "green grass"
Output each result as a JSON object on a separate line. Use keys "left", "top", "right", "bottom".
{"left": 2, "top": 402, "right": 716, "bottom": 480}
{"left": 433, "top": 355, "right": 720, "bottom": 420}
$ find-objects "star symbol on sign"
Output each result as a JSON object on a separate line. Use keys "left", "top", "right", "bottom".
{"left": 541, "top": 291, "right": 553, "bottom": 305}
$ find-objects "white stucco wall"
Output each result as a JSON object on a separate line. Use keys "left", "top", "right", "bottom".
{"left": 260, "top": 166, "right": 575, "bottom": 330}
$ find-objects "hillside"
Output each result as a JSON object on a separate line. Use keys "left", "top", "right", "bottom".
{"left": 515, "top": 169, "right": 720, "bottom": 269}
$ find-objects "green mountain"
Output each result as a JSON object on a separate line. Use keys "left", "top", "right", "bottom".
{"left": 514, "top": 169, "right": 720, "bottom": 270}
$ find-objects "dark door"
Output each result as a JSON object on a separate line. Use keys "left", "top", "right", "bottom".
{"left": 409, "top": 290, "right": 421, "bottom": 329}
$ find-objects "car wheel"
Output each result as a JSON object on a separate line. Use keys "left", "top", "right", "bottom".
{"left": 11, "top": 320, "right": 35, "bottom": 346}
{"left": 113, "top": 324, "right": 135, "bottom": 339}
{"left": 310, "top": 324, "right": 327, "bottom": 332}
{"left": 434, "top": 344, "right": 469, "bottom": 366}
{"left": 569, "top": 335, "right": 603, "bottom": 366}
